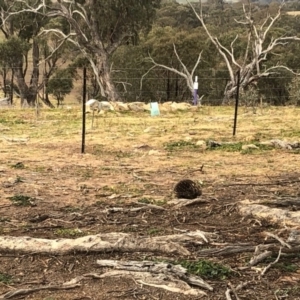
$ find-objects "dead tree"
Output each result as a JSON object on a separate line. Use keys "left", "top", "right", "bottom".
{"left": 141, "top": 44, "right": 203, "bottom": 101}
{"left": 187, "top": 0, "right": 300, "bottom": 104}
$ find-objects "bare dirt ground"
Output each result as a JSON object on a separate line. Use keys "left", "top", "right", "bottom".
{"left": 0, "top": 106, "right": 300, "bottom": 299}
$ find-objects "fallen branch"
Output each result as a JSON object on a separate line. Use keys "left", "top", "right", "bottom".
{"left": 0, "top": 230, "right": 216, "bottom": 256}
{"left": 168, "top": 198, "right": 210, "bottom": 208}
{"left": 225, "top": 288, "right": 233, "bottom": 300}
{"left": 222, "top": 180, "right": 300, "bottom": 187}
{"left": 238, "top": 200, "right": 300, "bottom": 227}
{"left": 261, "top": 248, "right": 282, "bottom": 276}
{"left": 99, "top": 270, "right": 207, "bottom": 296}
{"left": 0, "top": 280, "right": 81, "bottom": 300}
{"left": 103, "top": 204, "right": 166, "bottom": 213}
{"left": 287, "top": 230, "right": 300, "bottom": 244}
{"left": 258, "top": 197, "right": 300, "bottom": 208}
{"left": 228, "top": 282, "right": 241, "bottom": 300}
{"left": 198, "top": 242, "right": 300, "bottom": 257}
{"left": 197, "top": 243, "right": 259, "bottom": 256}
{"left": 249, "top": 246, "right": 272, "bottom": 266}
{"left": 264, "top": 232, "right": 291, "bottom": 249}
{"left": 96, "top": 259, "right": 213, "bottom": 291}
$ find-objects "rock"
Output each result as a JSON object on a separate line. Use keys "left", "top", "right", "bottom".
{"left": 113, "top": 102, "right": 129, "bottom": 111}
{"left": 144, "top": 127, "right": 155, "bottom": 133}
{"left": 128, "top": 102, "right": 145, "bottom": 111}
{"left": 148, "top": 150, "right": 160, "bottom": 156}
{"left": 196, "top": 140, "right": 207, "bottom": 149}
{"left": 242, "top": 144, "right": 259, "bottom": 150}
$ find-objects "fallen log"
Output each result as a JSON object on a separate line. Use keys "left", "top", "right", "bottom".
{"left": 238, "top": 200, "right": 300, "bottom": 227}
{"left": 0, "top": 230, "right": 216, "bottom": 256}
{"left": 0, "top": 280, "right": 81, "bottom": 300}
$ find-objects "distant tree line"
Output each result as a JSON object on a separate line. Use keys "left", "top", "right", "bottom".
{"left": 0, "top": 0, "right": 300, "bottom": 107}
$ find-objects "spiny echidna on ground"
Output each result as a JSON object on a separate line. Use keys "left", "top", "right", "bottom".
{"left": 173, "top": 179, "right": 202, "bottom": 199}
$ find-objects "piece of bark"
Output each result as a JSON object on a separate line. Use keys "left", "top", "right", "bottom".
{"left": 99, "top": 270, "right": 207, "bottom": 296}
{"left": 0, "top": 281, "right": 81, "bottom": 300}
{"left": 248, "top": 250, "right": 272, "bottom": 266}
{"left": 96, "top": 259, "right": 213, "bottom": 291}
{"left": 287, "top": 230, "right": 300, "bottom": 244}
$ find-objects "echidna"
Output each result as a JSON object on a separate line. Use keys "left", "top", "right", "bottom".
{"left": 173, "top": 179, "right": 202, "bottom": 199}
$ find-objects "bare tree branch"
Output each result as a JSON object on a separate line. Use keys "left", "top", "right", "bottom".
{"left": 141, "top": 44, "right": 202, "bottom": 96}
{"left": 187, "top": 0, "right": 300, "bottom": 103}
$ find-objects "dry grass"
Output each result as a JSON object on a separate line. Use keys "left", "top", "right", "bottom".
{"left": 1, "top": 105, "right": 300, "bottom": 299}
{"left": 1, "top": 105, "right": 299, "bottom": 182}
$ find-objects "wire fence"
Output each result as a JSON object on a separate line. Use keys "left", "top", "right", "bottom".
{"left": 1, "top": 68, "right": 300, "bottom": 106}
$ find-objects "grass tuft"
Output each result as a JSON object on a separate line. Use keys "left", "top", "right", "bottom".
{"left": 179, "top": 259, "right": 232, "bottom": 280}
{"left": 7, "top": 195, "right": 36, "bottom": 206}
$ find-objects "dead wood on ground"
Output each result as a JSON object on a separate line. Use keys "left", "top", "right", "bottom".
{"left": 0, "top": 230, "right": 216, "bottom": 255}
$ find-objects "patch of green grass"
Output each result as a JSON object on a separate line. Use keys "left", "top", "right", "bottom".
{"left": 253, "top": 143, "right": 274, "bottom": 151}
{"left": 280, "top": 129, "right": 300, "bottom": 138}
{"left": 7, "top": 195, "right": 36, "bottom": 206}
{"left": 208, "top": 142, "right": 243, "bottom": 152}
{"left": 179, "top": 259, "right": 232, "bottom": 280}
{"left": 13, "top": 119, "right": 26, "bottom": 124}
{"left": 54, "top": 228, "right": 85, "bottom": 238}
{"left": 292, "top": 149, "right": 300, "bottom": 154}
{"left": 138, "top": 197, "right": 152, "bottom": 204}
{"left": 207, "top": 140, "right": 274, "bottom": 154}
{"left": 0, "top": 116, "right": 26, "bottom": 125}
{"left": 0, "top": 118, "right": 9, "bottom": 124}
{"left": 241, "top": 143, "right": 275, "bottom": 155}
{"left": 164, "top": 140, "right": 198, "bottom": 151}
{"left": 0, "top": 273, "right": 12, "bottom": 284}
{"left": 273, "top": 262, "right": 298, "bottom": 273}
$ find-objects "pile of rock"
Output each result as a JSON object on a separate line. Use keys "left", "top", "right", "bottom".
{"left": 112, "top": 101, "right": 194, "bottom": 113}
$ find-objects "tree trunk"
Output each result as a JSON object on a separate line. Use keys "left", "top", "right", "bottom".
{"left": 95, "top": 54, "right": 121, "bottom": 101}
{"left": 14, "top": 40, "right": 40, "bottom": 107}
{"left": 2, "top": 67, "right": 7, "bottom": 97}
{"left": 28, "top": 39, "right": 40, "bottom": 106}
{"left": 10, "top": 69, "right": 14, "bottom": 105}
{"left": 41, "top": 92, "right": 55, "bottom": 108}
{"left": 167, "top": 70, "right": 170, "bottom": 101}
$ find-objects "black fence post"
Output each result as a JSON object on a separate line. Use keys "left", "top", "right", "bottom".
{"left": 81, "top": 67, "right": 87, "bottom": 154}
{"left": 233, "top": 69, "right": 241, "bottom": 136}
